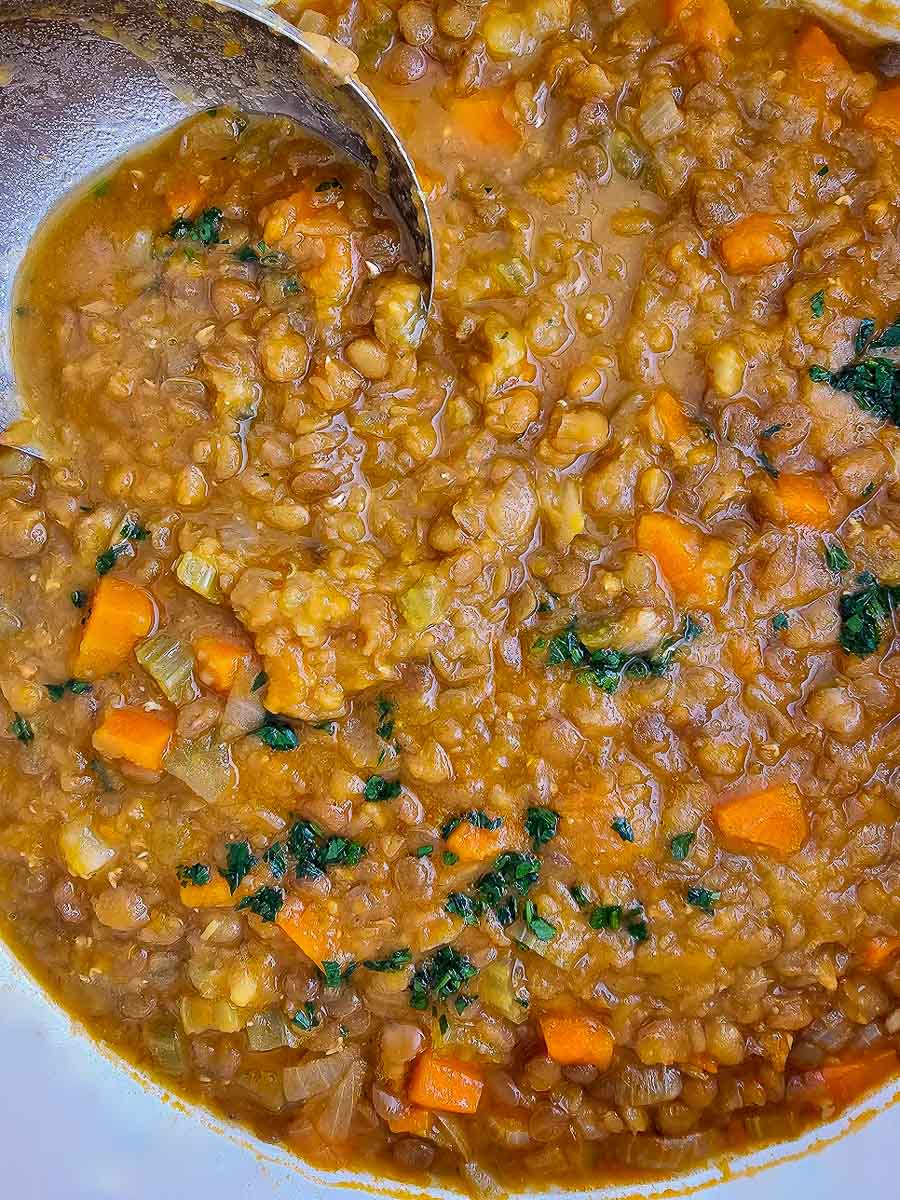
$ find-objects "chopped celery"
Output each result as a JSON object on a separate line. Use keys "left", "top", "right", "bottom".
{"left": 136, "top": 633, "right": 198, "bottom": 705}
{"left": 175, "top": 551, "right": 221, "bottom": 601}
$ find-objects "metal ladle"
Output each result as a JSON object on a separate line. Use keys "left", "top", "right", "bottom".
{"left": 0, "top": 0, "right": 435, "bottom": 451}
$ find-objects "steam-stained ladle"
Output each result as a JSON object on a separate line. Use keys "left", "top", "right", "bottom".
{"left": 0, "top": 0, "right": 435, "bottom": 455}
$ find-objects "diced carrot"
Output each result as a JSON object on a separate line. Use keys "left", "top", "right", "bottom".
{"left": 194, "top": 635, "right": 249, "bottom": 693}
{"left": 92, "top": 706, "right": 175, "bottom": 772}
{"left": 713, "top": 783, "right": 808, "bottom": 855}
{"left": 165, "top": 178, "right": 207, "bottom": 219}
{"left": 859, "top": 935, "right": 900, "bottom": 972}
{"left": 666, "top": 0, "right": 738, "bottom": 51}
{"left": 790, "top": 1049, "right": 898, "bottom": 1109}
{"left": 774, "top": 473, "right": 834, "bottom": 529}
{"left": 179, "top": 874, "right": 233, "bottom": 909}
{"left": 793, "top": 25, "right": 850, "bottom": 80}
{"left": 276, "top": 896, "right": 346, "bottom": 970}
{"left": 444, "top": 821, "right": 504, "bottom": 862}
{"left": 719, "top": 215, "right": 794, "bottom": 274}
{"left": 407, "top": 1051, "right": 484, "bottom": 1114}
{"left": 387, "top": 1106, "right": 432, "bottom": 1136}
{"left": 446, "top": 88, "right": 521, "bottom": 152}
{"left": 653, "top": 388, "right": 691, "bottom": 444}
{"left": 636, "top": 512, "right": 734, "bottom": 608}
{"left": 863, "top": 83, "right": 900, "bottom": 139}
{"left": 73, "top": 577, "right": 156, "bottom": 679}
{"left": 540, "top": 1012, "right": 615, "bottom": 1070}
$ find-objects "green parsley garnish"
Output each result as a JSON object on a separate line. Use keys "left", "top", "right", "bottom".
{"left": 824, "top": 540, "right": 851, "bottom": 573}
{"left": 760, "top": 424, "right": 784, "bottom": 439}
{"left": 251, "top": 671, "right": 268, "bottom": 692}
{"left": 253, "top": 715, "right": 298, "bottom": 751}
{"left": 375, "top": 696, "right": 395, "bottom": 740}
{"left": 292, "top": 1002, "right": 319, "bottom": 1031}
{"left": 409, "top": 944, "right": 477, "bottom": 1010}
{"left": 287, "top": 819, "right": 365, "bottom": 879}
{"left": 263, "top": 841, "right": 287, "bottom": 879}
{"left": 168, "top": 207, "right": 223, "bottom": 246}
{"left": 441, "top": 809, "right": 503, "bottom": 839}
{"left": 362, "top": 948, "right": 412, "bottom": 972}
{"left": 71, "top": 590, "right": 88, "bottom": 608}
{"left": 810, "top": 290, "right": 825, "bottom": 319}
{"left": 443, "top": 850, "right": 459, "bottom": 866}
{"left": 237, "top": 885, "right": 284, "bottom": 922}
{"left": 670, "top": 832, "right": 695, "bottom": 861}
{"left": 523, "top": 898, "right": 556, "bottom": 941}
{"left": 589, "top": 904, "right": 621, "bottom": 931}
{"left": 541, "top": 615, "right": 702, "bottom": 693}
{"left": 8, "top": 714, "right": 33, "bottom": 743}
{"left": 611, "top": 817, "right": 634, "bottom": 842}
{"left": 312, "top": 719, "right": 336, "bottom": 734}
{"left": 809, "top": 315, "right": 900, "bottom": 426}
{"left": 772, "top": 613, "right": 789, "bottom": 632}
{"left": 363, "top": 774, "right": 401, "bottom": 801}
{"left": 525, "top": 805, "right": 559, "bottom": 849}
{"left": 176, "top": 863, "right": 211, "bottom": 887}
{"left": 416, "top": 844, "right": 434, "bottom": 858}
{"left": 222, "top": 841, "right": 255, "bottom": 893}
{"left": 46, "top": 678, "right": 91, "bottom": 701}
{"left": 569, "top": 883, "right": 590, "bottom": 907}
{"left": 686, "top": 886, "right": 721, "bottom": 914}
{"left": 756, "top": 451, "right": 779, "bottom": 479}
{"left": 839, "top": 573, "right": 900, "bottom": 656}
{"left": 446, "top": 891, "right": 482, "bottom": 924}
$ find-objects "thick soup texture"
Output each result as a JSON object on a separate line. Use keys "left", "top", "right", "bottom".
{"left": 3, "top": 0, "right": 900, "bottom": 1191}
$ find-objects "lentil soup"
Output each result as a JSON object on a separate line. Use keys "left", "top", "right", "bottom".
{"left": 3, "top": 1, "right": 900, "bottom": 1193}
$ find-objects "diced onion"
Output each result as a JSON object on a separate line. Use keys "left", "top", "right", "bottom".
{"left": 246, "top": 1006, "right": 298, "bottom": 1052}
{"left": 237, "top": 1070, "right": 285, "bottom": 1112}
{"left": 478, "top": 957, "right": 529, "bottom": 1023}
{"left": 314, "top": 1059, "right": 365, "bottom": 1142}
{"left": 144, "top": 1019, "right": 186, "bottom": 1076}
{"left": 180, "top": 995, "right": 247, "bottom": 1034}
{"left": 638, "top": 90, "right": 684, "bottom": 145}
{"left": 166, "top": 734, "right": 235, "bottom": 803}
{"left": 431, "top": 1112, "right": 472, "bottom": 1157}
{"left": 220, "top": 668, "right": 266, "bottom": 741}
{"left": 283, "top": 1048, "right": 357, "bottom": 1103}
{"left": 606, "top": 1130, "right": 723, "bottom": 1170}
{"left": 175, "top": 551, "right": 221, "bottom": 601}
{"left": 136, "top": 633, "right": 198, "bottom": 705}
{"left": 58, "top": 819, "right": 116, "bottom": 879}
{"left": 460, "top": 1162, "right": 504, "bottom": 1198}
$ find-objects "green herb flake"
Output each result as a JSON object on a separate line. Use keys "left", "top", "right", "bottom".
{"left": 362, "top": 948, "right": 412, "bottom": 972}
{"left": 756, "top": 451, "right": 779, "bottom": 479}
{"left": 589, "top": 904, "right": 622, "bottom": 931}
{"left": 315, "top": 178, "right": 343, "bottom": 192}
{"left": 523, "top": 898, "right": 556, "bottom": 942}
{"left": 446, "top": 891, "right": 483, "bottom": 924}
{"left": 569, "top": 883, "right": 590, "bottom": 907}
{"left": 440, "top": 809, "right": 503, "bottom": 839}
{"left": 611, "top": 816, "right": 634, "bottom": 842}
{"left": 810, "top": 290, "right": 825, "bottom": 319}
{"left": 760, "top": 424, "right": 784, "bottom": 439}
{"left": 283, "top": 278, "right": 301, "bottom": 296}
{"left": 47, "top": 677, "right": 91, "bottom": 701}
{"left": 176, "top": 863, "right": 211, "bottom": 887}
{"left": 816, "top": 164, "right": 829, "bottom": 176}
{"left": 443, "top": 850, "right": 459, "bottom": 866}
{"left": 772, "top": 612, "right": 790, "bottom": 632}
{"left": 416, "top": 844, "right": 434, "bottom": 858}
{"left": 222, "top": 840, "right": 255, "bottom": 893}
{"left": 438, "top": 1013, "right": 450, "bottom": 1037}
{"left": 525, "top": 805, "right": 560, "bottom": 849}
{"left": 363, "top": 774, "right": 401, "bottom": 801}
{"left": 71, "top": 590, "right": 88, "bottom": 608}
{"left": 251, "top": 671, "right": 268, "bottom": 692}
{"left": 237, "top": 885, "right": 284, "bottom": 922}
{"left": 253, "top": 716, "right": 298, "bottom": 751}
{"left": 321, "top": 961, "right": 343, "bottom": 989}
{"left": 856, "top": 318, "right": 876, "bottom": 356}
{"left": 292, "top": 1002, "right": 319, "bottom": 1031}
{"left": 168, "top": 206, "right": 223, "bottom": 246}
{"left": 375, "top": 696, "right": 395, "bottom": 740}
{"left": 263, "top": 841, "right": 287, "bottom": 879}
{"left": 686, "top": 885, "right": 721, "bottom": 914}
{"left": 542, "top": 616, "right": 701, "bottom": 694}
{"left": 670, "top": 832, "right": 695, "bottom": 862}
{"left": 312, "top": 719, "right": 336, "bottom": 734}
{"left": 8, "top": 714, "right": 33, "bottom": 744}
{"left": 409, "top": 944, "right": 477, "bottom": 1010}
{"left": 824, "top": 540, "right": 851, "bottom": 573}
{"left": 839, "top": 575, "right": 900, "bottom": 657}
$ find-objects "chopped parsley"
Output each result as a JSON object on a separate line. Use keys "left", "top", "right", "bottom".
{"left": 416, "top": 844, "right": 434, "bottom": 858}
{"left": 176, "top": 863, "right": 211, "bottom": 886}
{"left": 438, "top": 1013, "right": 450, "bottom": 1037}
{"left": 222, "top": 840, "right": 255, "bottom": 893}
{"left": 253, "top": 715, "right": 298, "bottom": 751}
{"left": 168, "top": 207, "right": 223, "bottom": 246}
{"left": 810, "top": 290, "right": 825, "bottom": 319}
{"left": 523, "top": 898, "right": 556, "bottom": 942}
{"left": 312, "top": 719, "right": 336, "bottom": 734}
{"left": 263, "top": 841, "right": 287, "bottom": 879}
{"left": 525, "top": 805, "right": 559, "bottom": 849}
{"left": 71, "top": 590, "right": 88, "bottom": 608}
{"left": 362, "top": 948, "right": 412, "bottom": 972}
{"left": 541, "top": 615, "right": 702, "bottom": 694}
{"left": 816, "top": 163, "right": 829, "bottom": 177}
{"left": 611, "top": 816, "right": 634, "bottom": 842}
{"left": 589, "top": 904, "right": 622, "bottom": 931}
{"left": 237, "top": 885, "right": 284, "bottom": 922}
{"left": 626, "top": 911, "right": 649, "bottom": 942}
{"left": 809, "top": 315, "right": 900, "bottom": 426}
{"left": 321, "top": 960, "right": 354, "bottom": 989}
{"left": 443, "top": 850, "right": 459, "bottom": 866}
{"left": 670, "top": 832, "right": 695, "bottom": 862}
{"left": 287, "top": 818, "right": 365, "bottom": 879}
{"left": 824, "top": 540, "right": 851, "bottom": 573}
{"left": 375, "top": 696, "right": 395, "bottom": 740}
{"left": 441, "top": 809, "right": 503, "bottom": 839}
{"left": 760, "top": 424, "right": 784, "bottom": 439}
{"left": 756, "top": 451, "right": 779, "bottom": 479}
{"left": 363, "top": 774, "right": 401, "bottom": 801}
{"left": 686, "top": 885, "right": 721, "bottom": 914}
{"left": 409, "top": 944, "right": 477, "bottom": 1010}
{"left": 856, "top": 317, "right": 877, "bottom": 357}
{"left": 251, "top": 671, "right": 268, "bottom": 692}
{"left": 839, "top": 573, "right": 900, "bottom": 656}
{"left": 283, "top": 278, "right": 301, "bottom": 296}
{"left": 315, "top": 178, "right": 342, "bottom": 192}
{"left": 292, "top": 1002, "right": 319, "bottom": 1031}
{"left": 95, "top": 517, "right": 149, "bottom": 575}
{"left": 233, "top": 240, "right": 290, "bottom": 268}
{"left": 46, "top": 678, "right": 91, "bottom": 701}
{"left": 473, "top": 850, "right": 541, "bottom": 926}
{"left": 446, "top": 891, "right": 483, "bottom": 924}
{"left": 772, "top": 613, "right": 789, "bottom": 632}
{"left": 8, "top": 714, "right": 33, "bottom": 744}
{"left": 569, "top": 883, "right": 590, "bottom": 907}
